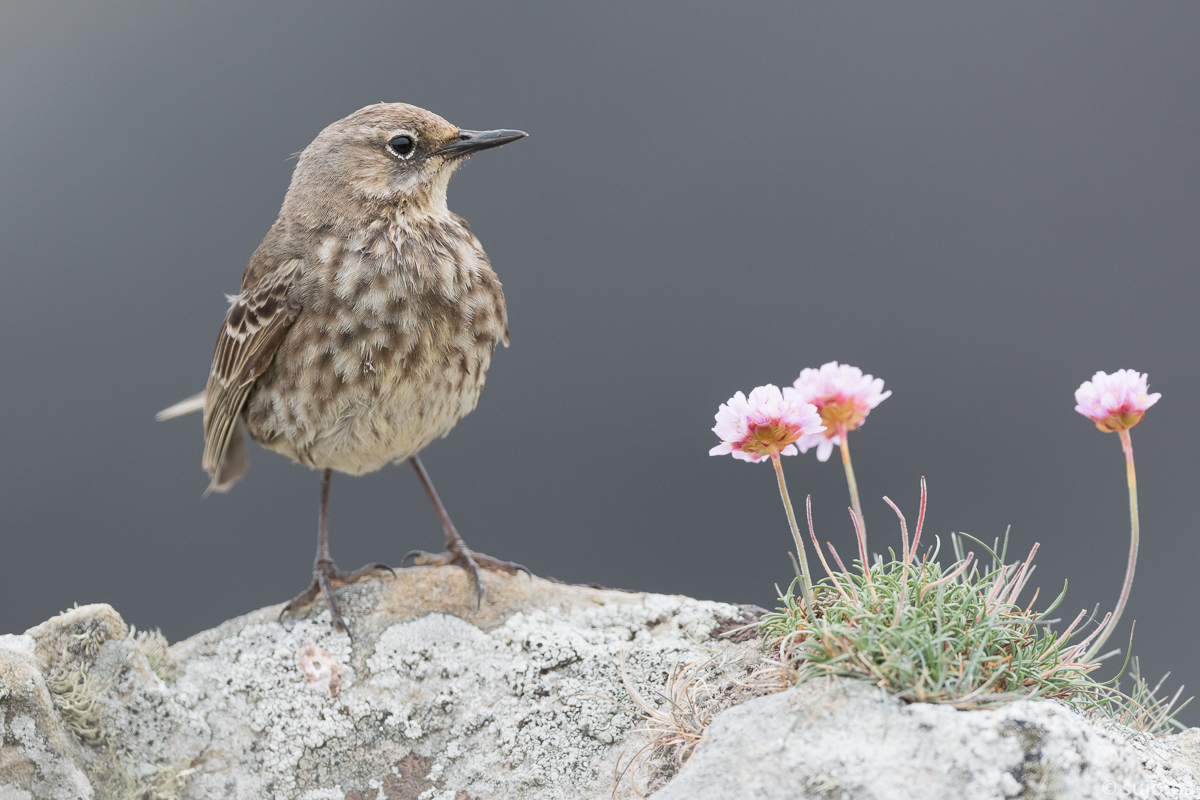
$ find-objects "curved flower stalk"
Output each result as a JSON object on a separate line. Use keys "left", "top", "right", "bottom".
{"left": 710, "top": 385, "right": 825, "bottom": 605}
{"left": 1074, "top": 369, "right": 1161, "bottom": 661}
{"left": 793, "top": 361, "right": 891, "bottom": 554}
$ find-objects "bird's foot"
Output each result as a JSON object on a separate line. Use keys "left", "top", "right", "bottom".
{"left": 278, "top": 559, "right": 395, "bottom": 633}
{"left": 403, "top": 541, "right": 530, "bottom": 605}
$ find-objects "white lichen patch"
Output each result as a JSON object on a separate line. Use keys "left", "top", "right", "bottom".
{"left": 170, "top": 616, "right": 373, "bottom": 799}
{"left": 167, "top": 592, "right": 746, "bottom": 799}
{"left": 655, "top": 679, "right": 1200, "bottom": 800}
{"left": 7, "top": 714, "right": 94, "bottom": 800}
{"left": 94, "top": 637, "right": 209, "bottom": 781}
{"left": 3, "top": 581, "right": 761, "bottom": 799}
{"left": 358, "top": 596, "right": 745, "bottom": 798}
{"left": 0, "top": 634, "right": 35, "bottom": 657}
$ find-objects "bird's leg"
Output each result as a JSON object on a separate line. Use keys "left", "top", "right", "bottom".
{"left": 403, "top": 455, "right": 529, "bottom": 604}
{"left": 279, "top": 469, "right": 394, "bottom": 632}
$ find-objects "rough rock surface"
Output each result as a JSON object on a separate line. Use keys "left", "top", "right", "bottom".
{"left": 5, "top": 568, "right": 1200, "bottom": 800}
{"left": 0, "top": 567, "right": 762, "bottom": 799}
{"left": 657, "top": 677, "right": 1200, "bottom": 800}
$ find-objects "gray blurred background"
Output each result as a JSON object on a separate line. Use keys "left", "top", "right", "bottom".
{"left": 2, "top": 2, "right": 1197, "bottom": 721}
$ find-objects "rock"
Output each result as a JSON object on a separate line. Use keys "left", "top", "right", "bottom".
{"left": 6, "top": 568, "right": 1200, "bottom": 799}
{"left": 0, "top": 633, "right": 93, "bottom": 800}
{"left": 0, "top": 568, "right": 763, "bottom": 799}
{"left": 655, "top": 677, "right": 1200, "bottom": 800}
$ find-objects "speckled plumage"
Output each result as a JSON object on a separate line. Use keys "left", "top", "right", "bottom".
{"left": 161, "top": 104, "right": 528, "bottom": 630}
{"left": 243, "top": 211, "right": 507, "bottom": 476}
{"left": 199, "top": 103, "right": 510, "bottom": 490}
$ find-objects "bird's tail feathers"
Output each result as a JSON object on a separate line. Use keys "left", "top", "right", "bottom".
{"left": 203, "top": 417, "right": 248, "bottom": 496}
{"left": 157, "top": 392, "right": 205, "bottom": 421}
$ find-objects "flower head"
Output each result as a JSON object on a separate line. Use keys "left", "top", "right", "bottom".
{"left": 1074, "top": 369, "right": 1160, "bottom": 433}
{"left": 710, "top": 384, "right": 825, "bottom": 463}
{"left": 792, "top": 361, "right": 891, "bottom": 461}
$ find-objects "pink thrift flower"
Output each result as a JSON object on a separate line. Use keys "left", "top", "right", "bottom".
{"left": 710, "top": 385, "right": 825, "bottom": 463}
{"left": 793, "top": 361, "right": 891, "bottom": 461}
{"left": 1074, "top": 370, "right": 1160, "bottom": 433}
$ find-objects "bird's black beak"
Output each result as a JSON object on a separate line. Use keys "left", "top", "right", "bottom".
{"left": 437, "top": 129, "right": 528, "bottom": 158}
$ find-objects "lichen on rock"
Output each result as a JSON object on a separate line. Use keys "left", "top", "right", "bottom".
{"left": 655, "top": 677, "right": 1200, "bottom": 800}
{"left": 0, "top": 569, "right": 761, "bottom": 799}
{"left": 5, "top": 569, "right": 1200, "bottom": 799}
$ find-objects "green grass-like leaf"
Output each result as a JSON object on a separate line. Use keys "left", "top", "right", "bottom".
{"left": 761, "top": 532, "right": 1110, "bottom": 708}
{"left": 1092, "top": 653, "right": 1193, "bottom": 736}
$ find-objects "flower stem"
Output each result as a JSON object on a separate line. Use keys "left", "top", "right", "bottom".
{"left": 1085, "top": 428, "right": 1139, "bottom": 661}
{"left": 837, "top": 424, "right": 866, "bottom": 557}
{"left": 771, "top": 453, "right": 815, "bottom": 611}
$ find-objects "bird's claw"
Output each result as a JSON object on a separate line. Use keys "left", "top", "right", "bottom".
{"left": 403, "top": 544, "right": 531, "bottom": 607}
{"left": 278, "top": 560, "right": 394, "bottom": 632}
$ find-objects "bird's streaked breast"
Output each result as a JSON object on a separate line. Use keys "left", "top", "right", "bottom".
{"left": 242, "top": 213, "right": 507, "bottom": 475}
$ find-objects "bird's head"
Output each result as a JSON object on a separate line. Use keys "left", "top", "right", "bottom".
{"left": 282, "top": 103, "right": 526, "bottom": 223}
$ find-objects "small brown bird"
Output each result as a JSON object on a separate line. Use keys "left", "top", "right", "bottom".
{"left": 158, "top": 103, "right": 528, "bottom": 631}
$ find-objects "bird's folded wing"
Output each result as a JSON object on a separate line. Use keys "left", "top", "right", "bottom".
{"left": 202, "top": 258, "right": 304, "bottom": 491}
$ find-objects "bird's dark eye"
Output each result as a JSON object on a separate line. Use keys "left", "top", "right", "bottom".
{"left": 387, "top": 135, "right": 415, "bottom": 158}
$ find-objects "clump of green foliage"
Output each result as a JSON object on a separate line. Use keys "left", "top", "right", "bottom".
{"left": 761, "top": 485, "right": 1191, "bottom": 727}
{"left": 1095, "top": 655, "right": 1192, "bottom": 735}
{"left": 762, "top": 485, "right": 1109, "bottom": 709}
{"left": 763, "top": 536, "right": 1103, "bottom": 707}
